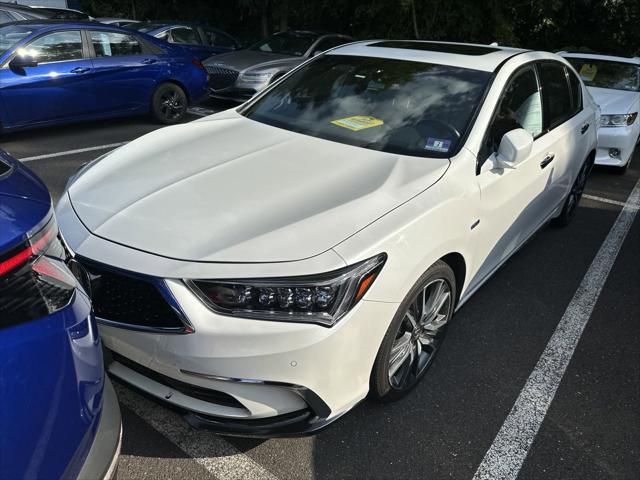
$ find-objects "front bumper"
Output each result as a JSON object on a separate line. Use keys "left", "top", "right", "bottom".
{"left": 78, "top": 377, "right": 122, "bottom": 479}
{"left": 100, "top": 285, "right": 397, "bottom": 436}
{"left": 595, "top": 123, "right": 639, "bottom": 167}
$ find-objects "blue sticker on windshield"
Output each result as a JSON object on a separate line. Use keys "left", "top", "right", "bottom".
{"left": 425, "top": 137, "right": 451, "bottom": 153}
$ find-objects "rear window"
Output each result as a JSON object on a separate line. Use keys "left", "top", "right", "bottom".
{"left": 91, "top": 31, "right": 142, "bottom": 57}
{"left": 244, "top": 55, "right": 491, "bottom": 158}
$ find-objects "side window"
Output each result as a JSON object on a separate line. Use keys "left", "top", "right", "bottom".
{"left": 538, "top": 62, "right": 572, "bottom": 129}
{"left": 169, "top": 27, "right": 199, "bottom": 45}
{"left": 90, "top": 31, "right": 142, "bottom": 57}
{"left": 486, "top": 66, "right": 543, "bottom": 153}
{"left": 26, "top": 30, "right": 83, "bottom": 63}
{"left": 567, "top": 68, "right": 583, "bottom": 115}
{"left": 202, "top": 28, "right": 236, "bottom": 48}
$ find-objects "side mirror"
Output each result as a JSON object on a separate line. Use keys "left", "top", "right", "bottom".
{"left": 9, "top": 54, "right": 38, "bottom": 70}
{"left": 311, "top": 49, "right": 324, "bottom": 57}
{"left": 496, "top": 128, "right": 533, "bottom": 168}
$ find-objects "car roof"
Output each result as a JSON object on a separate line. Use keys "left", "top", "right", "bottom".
{"left": 558, "top": 51, "right": 640, "bottom": 65}
{"left": 0, "top": 19, "right": 137, "bottom": 32}
{"left": 329, "top": 40, "right": 528, "bottom": 72}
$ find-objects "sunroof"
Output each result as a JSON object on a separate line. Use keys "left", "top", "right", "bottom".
{"left": 370, "top": 41, "right": 501, "bottom": 56}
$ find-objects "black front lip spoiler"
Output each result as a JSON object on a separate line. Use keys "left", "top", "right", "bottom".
{"left": 184, "top": 405, "right": 353, "bottom": 438}
{"left": 107, "top": 351, "right": 348, "bottom": 438}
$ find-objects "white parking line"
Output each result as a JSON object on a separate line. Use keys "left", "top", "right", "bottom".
{"left": 19, "top": 142, "right": 127, "bottom": 162}
{"left": 582, "top": 193, "right": 639, "bottom": 210}
{"left": 473, "top": 177, "right": 640, "bottom": 480}
{"left": 115, "top": 383, "right": 279, "bottom": 480}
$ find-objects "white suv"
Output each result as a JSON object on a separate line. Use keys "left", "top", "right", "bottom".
{"left": 58, "top": 41, "right": 598, "bottom": 436}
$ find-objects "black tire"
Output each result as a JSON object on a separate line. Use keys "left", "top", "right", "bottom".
{"left": 369, "top": 260, "right": 456, "bottom": 402}
{"left": 550, "top": 155, "right": 593, "bottom": 228}
{"left": 151, "top": 83, "right": 188, "bottom": 124}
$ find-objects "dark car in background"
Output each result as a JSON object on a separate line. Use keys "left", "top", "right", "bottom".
{"left": 0, "top": 21, "right": 208, "bottom": 132}
{"left": 203, "top": 30, "right": 352, "bottom": 102}
{"left": 125, "top": 21, "right": 238, "bottom": 60}
{"left": 0, "top": 151, "right": 121, "bottom": 479}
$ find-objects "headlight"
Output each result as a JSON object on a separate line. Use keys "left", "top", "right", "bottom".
{"left": 600, "top": 112, "right": 638, "bottom": 127}
{"left": 187, "top": 254, "right": 387, "bottom": 326}
{"left": 239, "top": 71, "right": 275, "bottom": 83}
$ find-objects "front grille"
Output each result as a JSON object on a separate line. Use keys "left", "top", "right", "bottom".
{"left": 206, "top": 65, "right": 239, "bottom": 90}
{"left": 111, "top": 352, "right": 245, "bottom": 410}
{"left": 81, "top": 262, "right": 185, "bottom": 330}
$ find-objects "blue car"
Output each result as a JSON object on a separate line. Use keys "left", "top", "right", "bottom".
{"left": 125, "top": 21, "right": 239, "bottom": 60}
{"left": 0, "top": 20, "right": 209, "bottom": 132}
{"left": 0, "top": 151, "right": 121, "bottom": 479}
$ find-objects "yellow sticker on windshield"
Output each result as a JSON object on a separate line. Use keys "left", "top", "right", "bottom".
{"left": 331, "top": 116, "right": 384, "bottom": 131}
{"left": 579, "top": 63, "right": 598, "bottom": 82}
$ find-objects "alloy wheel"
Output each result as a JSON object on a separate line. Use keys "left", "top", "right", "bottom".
{"left": 159, "top": 90, "right": 185, "bottom": 121}
{"left": 388, "top": 278, "right": 452, "bottom": 390}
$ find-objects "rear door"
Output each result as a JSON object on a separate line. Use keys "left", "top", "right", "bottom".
{"left": 0, "top": 29, "right": 95, "bottom": 126}
{"left": 87, "top": 29, "right": 163, "bottom": 113}
{"left": 536, "top": 60, "right": 592, "bottom": 208}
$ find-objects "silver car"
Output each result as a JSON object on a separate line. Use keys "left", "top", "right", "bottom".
{"left": 203, "top": 30, "right": 352, "bottom": 102}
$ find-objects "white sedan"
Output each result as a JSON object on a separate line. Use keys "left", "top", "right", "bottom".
{"left": 561, "top": 52, "right": 639, "bottom": 172}
{"left": 57, "top": 41, "right": 597, "bottom": 436}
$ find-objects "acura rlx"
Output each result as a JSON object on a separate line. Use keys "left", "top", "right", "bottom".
{"left": 57, "top": 41, "right": 597, "bottom": 436}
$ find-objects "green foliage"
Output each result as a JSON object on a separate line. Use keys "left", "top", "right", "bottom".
{"left": 80, "top": 0, "right": 640, "bottom": 56}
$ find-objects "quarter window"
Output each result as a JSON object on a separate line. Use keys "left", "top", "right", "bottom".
{"left": 25, "top": 31, "right": 83, "bottom": 63}
{"left": 539, "top": 62, "right": 572, "bottom": 129}
{"left": 486, "top": 66, "right": 543, "bottom": 153}
{"left": 169, "top": 27, "right": 199, "bottom": 45}
{"left": 90, "top": 31, "right": 142, "bottom": 57}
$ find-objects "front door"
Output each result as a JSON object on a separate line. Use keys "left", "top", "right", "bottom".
{"left": 472, "top": 65, "right": 555, "bottom": 285}
{"left": 0, "top": 30, "right": 94, "bottom": 127}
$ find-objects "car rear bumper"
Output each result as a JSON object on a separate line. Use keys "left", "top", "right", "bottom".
{"left": 78, "top": 377, "right": 122, "bottom": 480}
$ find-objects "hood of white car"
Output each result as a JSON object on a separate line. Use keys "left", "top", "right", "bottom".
{"left": 587, "top": 86, "right": 639, "bottom": 114}
{"left": 68, "top": 110, "right": 449, "bottom": 263}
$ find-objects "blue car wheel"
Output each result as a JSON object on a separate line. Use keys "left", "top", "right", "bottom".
{"left": 151, "top": 82, "right": 188, "bottom": 124}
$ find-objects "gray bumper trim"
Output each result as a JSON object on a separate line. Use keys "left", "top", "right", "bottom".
{"left": 78, "top": 377, "right": 122, "bottom": 480}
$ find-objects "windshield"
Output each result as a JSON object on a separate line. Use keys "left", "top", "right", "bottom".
{"left": 243, "top": 55, "right": 491, "bottom": 158}
{"left": 249, "top": 32, "right": 318, "bottom": 56}
{"left": 0, "top": 25, "right": 34, "bottom": 57}
{"left": 567, "top": 57, "right": 640, "bottom": 92}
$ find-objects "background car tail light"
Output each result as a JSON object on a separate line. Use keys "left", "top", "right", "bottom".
{"left": 187, "top": 254, "right": 386, "bottom": 326}
{"left": 0, "top": 218, "right": 77, "bottom": 328}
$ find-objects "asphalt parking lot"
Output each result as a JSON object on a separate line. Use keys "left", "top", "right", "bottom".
{"left": 2, "top": 103, "right": 638, "bottom": 480}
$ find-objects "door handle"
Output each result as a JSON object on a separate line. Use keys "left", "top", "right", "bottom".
{"left": 141, "top": 58, "right": 157, "bottom": 64}
{"left": 580, "top": 123, "right": 590, "bottom": 134}
{"left": 540, "top": 153, "right": 555, "bottom": 169}
{"left": 70, "top": 67, "right": 90, "bottom": 74}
